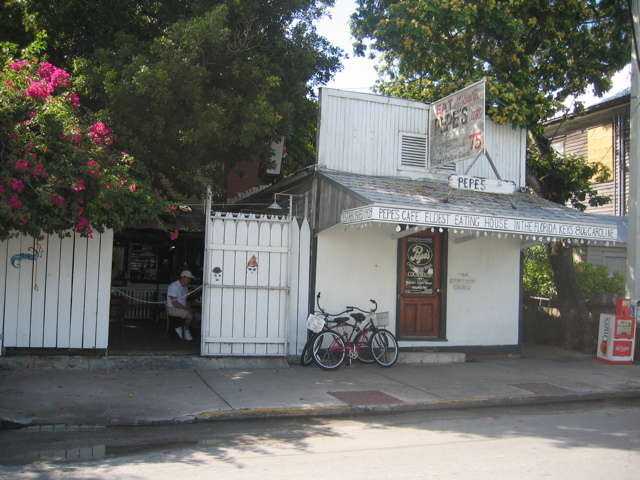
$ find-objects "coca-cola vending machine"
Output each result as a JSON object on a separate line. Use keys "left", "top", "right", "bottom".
{"left": 597, "top": 298, "right": 636, "bottom": 364}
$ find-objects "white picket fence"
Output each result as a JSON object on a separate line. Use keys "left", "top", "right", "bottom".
{"left": 201, "top": 211, "right": 311, "bottom": 357}
{"left": 0, "top": 231, "right": 113, "bottom": 352}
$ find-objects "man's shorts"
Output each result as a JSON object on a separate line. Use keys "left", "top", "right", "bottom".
{"left": 167, "top": 306, "right": 188, "bottom": 318}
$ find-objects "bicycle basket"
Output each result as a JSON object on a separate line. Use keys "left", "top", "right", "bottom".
{"left": 306, "top": 313, "right": 326, "bottom": 333}
{"left": 372, "top": 311, "right": 389, "bottom": 327}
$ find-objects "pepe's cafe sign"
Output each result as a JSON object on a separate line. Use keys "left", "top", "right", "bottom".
{"left": 430, "top": 80, "right": 485, "bottom": 167}
{"left": 340, "top": 205, "right": 618, "bottom": 242}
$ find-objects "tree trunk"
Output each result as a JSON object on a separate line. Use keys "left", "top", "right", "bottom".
{"left": 546, "top": 241, "right": 596, "bottom": 353}
{"left": 529, "top": 132, "right": 597, "bottom": 353}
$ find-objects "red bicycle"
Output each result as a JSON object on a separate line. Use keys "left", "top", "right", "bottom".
{"left": 300, "top": 293, "right": 352, "bottom": 367}
{"left": 311, "top": 298, "right": 398, "bottom": 370}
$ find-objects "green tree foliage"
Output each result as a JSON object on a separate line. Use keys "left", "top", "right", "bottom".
{"left": 351, "top": 0, "right": 629, "bottom": 129}
{"left": 350, "top": 0, "right": 630, "bottom": 352}
{"left": 523, "top": 245, "right": 556, "bottom": 298}
{"left": 0, "top": 39, "right": 175, "bottom": 240}
{"left": 524, "top": 245, "right": 625, "bottom": 303}
{"left": 4, "top": 0, "right": 343, "bottom": 198}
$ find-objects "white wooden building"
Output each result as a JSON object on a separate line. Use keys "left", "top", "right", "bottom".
{"left": 0, "top": 86, "right": 620, "bottom": 358}
{"left": 239, "top": 87, "right": 619, "bottom": 356}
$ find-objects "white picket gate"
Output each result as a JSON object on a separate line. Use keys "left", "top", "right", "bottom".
{"left": 201, "top": 210, "right": 311, "bottom": 357}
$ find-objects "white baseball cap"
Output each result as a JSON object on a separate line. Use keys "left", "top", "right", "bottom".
{"left": 180, "top": 270, "right": 196, "bottom": 279}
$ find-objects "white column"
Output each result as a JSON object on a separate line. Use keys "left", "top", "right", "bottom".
{"left": 627, "top": 0, "right": 640, "bottom": 299}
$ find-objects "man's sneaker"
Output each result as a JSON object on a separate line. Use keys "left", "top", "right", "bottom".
{"left": 184, "top": 329, "right": 194, "bottom": 341}
{"left": 175, "top": 326, "right": 184, "bottom": 339}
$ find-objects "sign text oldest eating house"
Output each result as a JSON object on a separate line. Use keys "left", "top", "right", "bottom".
{"left": 340, "top": 205, "right": 617, "bottom": 242}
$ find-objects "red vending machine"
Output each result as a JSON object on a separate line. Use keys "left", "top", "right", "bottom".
{"left": 597, "top": 298, "right": 636, "bottom": 364}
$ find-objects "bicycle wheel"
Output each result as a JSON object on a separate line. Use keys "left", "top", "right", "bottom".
{"left": 370, "top": 329, "right": 399, "bottom": 367}
{"left": 312, "top": 331, "right": 346, "bottom": 370}
{"left": 353, "top": 328, "right": 375, "bottom": 364}
{"left": 300, "top": 333, "right": 318, "bottom": 366}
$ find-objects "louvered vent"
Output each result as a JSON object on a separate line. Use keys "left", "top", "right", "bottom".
{"left": 400, "top": 134, "right": 427, "bottom": 169}
{"left": 435, "top": 162, "right": 456, "bottom": 174}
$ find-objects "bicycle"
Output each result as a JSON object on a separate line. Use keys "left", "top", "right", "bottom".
{"left": 311, "top": 298, "right": 399, "bottom": 370}
{"left": 300, "top": 293, "right": 352, "bottom": 367}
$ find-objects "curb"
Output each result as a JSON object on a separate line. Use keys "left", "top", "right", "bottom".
{"left": 193, "top": 389, "right": 640, "bottom": 423}
{"left": 4, "top": 389, "right": 640, "bottom": 430}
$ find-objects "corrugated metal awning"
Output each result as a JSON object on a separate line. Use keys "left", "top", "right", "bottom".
{"left": 320, "top": 171, "right": 618, "bottom": 243}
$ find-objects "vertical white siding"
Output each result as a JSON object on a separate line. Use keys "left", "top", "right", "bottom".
{"left": 318, "top": 88, "right": 526, "bottom": 186}
{"left": 315, "top": 224, "right": 399, "bottom": 330}
{"left": 458, "top": 120, "right": 527, "bottom": 188}
{"left": 318, "top": 89, "right": 430, "bottom": 178}
{"left": 1, "top": 231, "right": 113, "bottom": 351}
{"left": 315, "top": 225, "right": 521, "bottom": 348}
{"left": 443, "top": 234, "right": 521, "bottom": 346}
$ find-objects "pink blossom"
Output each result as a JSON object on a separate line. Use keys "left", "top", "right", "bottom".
{"left": 75, "top": 217, "right": 93, "bottom": 236}
{"left": 15, "top": 159, "right": 29, "bottom": 171}
{"left": 74, "top": 179, "right": 86, "bottom": 191}
{"left": 128, "top": 183, "right": 136, "bottom": 193}
{"left": 89, "top": 122, "right": 115, "bottom": 147}
{"left": 0, "top": 185, "right": 4, "bottom": 194}
{"left": 32, "top": 162, "right": 48, "bottom": 179}
{"left": 170, "top": 230, "right": 179, "bottom": 240}
{"left": 49, "top": 195, "right": 65, "bottom": 207}
{"left": 25, "top": 81, "right": 54, "bottom": 99}
{"left": 10, "top": 178, "right": 25, "bottom": 192}
{"left": 5, "top": 196, "right": 22, "bottom": 209}
{"left": 10, "top": 61, "right": 29, "bottom": 72}
{"left": 61, "top": 127, "right": 82, "bottom": 144}
{"left": 38, "top": 62, "right": 71, "bottom": 87}
{"left": 69, "top": 92, "right": 80, "bottom": 107}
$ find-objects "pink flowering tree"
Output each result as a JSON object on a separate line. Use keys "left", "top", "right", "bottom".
{"left": 0, "top": 40, "right": 176, "bottom": 240}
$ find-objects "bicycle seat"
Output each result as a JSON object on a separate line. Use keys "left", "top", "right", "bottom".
{"left": 327, "top": 316, "right": 349, "bottom": 324}
{"left": 350, "top": 312, "right": 366, "bottom": 323}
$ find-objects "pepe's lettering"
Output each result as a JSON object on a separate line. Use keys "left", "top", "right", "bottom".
{"left": 457, "top": 176, "right": 485, "bottom": 191}
{"left": 408, "top": 245, "right": 432, "bottom": 265}
{"left": 378, "top": 208, "right": 400, "bottom": 221}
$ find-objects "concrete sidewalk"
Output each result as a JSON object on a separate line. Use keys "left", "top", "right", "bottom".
{"left": 1, "top": 344, "right": 639, "bottom": 429}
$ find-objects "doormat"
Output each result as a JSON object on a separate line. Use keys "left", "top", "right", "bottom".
{"left": 509, "top": 383, "right": 575, "bottom": 395}
{"left": 329, "top": 390, "right": 403, "bottom": 406}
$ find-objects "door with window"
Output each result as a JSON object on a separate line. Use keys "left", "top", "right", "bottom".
{"left": 399, "top": 231, "right": 442, "bottom": 338}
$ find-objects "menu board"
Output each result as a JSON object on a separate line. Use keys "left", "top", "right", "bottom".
{"left": 404, "top": 236, "right": 434, "bottom": 294}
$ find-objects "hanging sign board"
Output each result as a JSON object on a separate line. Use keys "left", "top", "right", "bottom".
{"left": 430, "top": 80, "right": 485, "bottom": 167}
{"left": 448, "top": 175, "right": 516, "bottom": 195}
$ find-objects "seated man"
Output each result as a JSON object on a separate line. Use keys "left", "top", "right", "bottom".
{"left": 166, "top": 270, "right": 201, "bottom": 341}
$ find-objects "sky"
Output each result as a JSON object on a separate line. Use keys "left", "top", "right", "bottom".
{"left": 315, "top": 0, "right": 632, "bottom": 106}
{"left": 315, "top": 0, "right": 378, "bottom": 92}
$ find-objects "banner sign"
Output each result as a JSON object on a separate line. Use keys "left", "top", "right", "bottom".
{"left": 430, "top": 80, "right": 485, "bottom": 167}
{"left": 340, "top": 205, "right": 617, "bottom": 242}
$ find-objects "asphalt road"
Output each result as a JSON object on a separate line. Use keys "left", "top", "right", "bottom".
{"left": 0, "top": 398, "right": 638, "bottom": 479}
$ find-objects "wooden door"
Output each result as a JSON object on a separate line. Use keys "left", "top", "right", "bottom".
{"left": 399, "top": 231, "right": 442, "bottom": 338}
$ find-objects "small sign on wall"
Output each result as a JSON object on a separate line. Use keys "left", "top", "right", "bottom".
{"left": 449, "top": 175, "right": 516, "bottom": 195}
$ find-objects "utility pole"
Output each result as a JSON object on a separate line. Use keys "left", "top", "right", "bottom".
{"left": 627, "top": 0, "right": 640, "bottom": 300}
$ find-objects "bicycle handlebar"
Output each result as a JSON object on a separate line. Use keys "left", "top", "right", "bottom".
{"left": 316, "top": 292, "right": 354, "bottom": 318}
{"left": 346, "top": 299, "right": 378, "bottom": 313}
